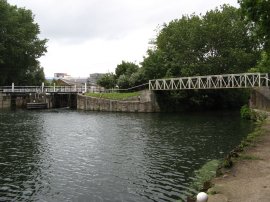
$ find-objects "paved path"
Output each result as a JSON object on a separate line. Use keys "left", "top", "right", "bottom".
{"left": 208, "top": 119, "right": 270, "bottom": 202}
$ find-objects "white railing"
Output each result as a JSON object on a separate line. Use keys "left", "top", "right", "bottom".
{"left": 149, "top": 73, "right": 269, "bottom": 90}
{"left": 1, "top": 84, "right": 87, "bottom": 93}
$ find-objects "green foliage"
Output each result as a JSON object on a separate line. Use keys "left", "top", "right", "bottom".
{"left": 0, "top": 0, "right": 47, "bottom": 85}
{"left": 248, "top": 51, "right": 270, "bottom": 73}
{"left": 238, "top": 154, "right": 262, "bottom": 160}
{"left": 145, "top": 5, "right": 260, "bottom": 79}
{"left": 239, "top": 0, "right": 270, "bottom": 51}
{"left": 85, "top": 92, "right": 140, "bottom": 100}
{"left": 240, "top": 105, "right": 252, "bottom": 119}
{"left": 191, "top": 160, "right": 221, "bottom": 191}
{"left": 115, "top": 61, "right": 139, "bottom": 79}
{"left": 97, "top": 73, "right": 116, "bottom": 89}
{"left": 240, "top": 105, "right": 268, "bottom": 121}
{"left": 129, "top": 69, "right": 147, "bottom": 87}
{"left": 117, "top": 74, "right": 130, "bottom": 89}
{"left": 140, "top": 49, "right": 167, "bottom": 80}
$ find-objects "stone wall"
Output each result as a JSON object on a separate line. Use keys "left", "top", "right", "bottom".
{"left": 250, "top": 87, "right": 270, "bottom": 111}
{"left": 77, "top": 90, "right": 160, "bottom": 112}
{"left": 0, "top": 93, "right": 11, "bottom": 109}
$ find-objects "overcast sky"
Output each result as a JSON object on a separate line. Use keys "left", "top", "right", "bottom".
{"left": 8, "top": 0, "right": 239, "bottom": 78}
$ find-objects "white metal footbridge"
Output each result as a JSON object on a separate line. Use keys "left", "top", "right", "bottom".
{"left": 149, "top": 73, "right": 269, "bottom": 91}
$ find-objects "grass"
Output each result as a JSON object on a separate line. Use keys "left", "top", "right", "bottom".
{"left": 238, "top": 154, "right": 262, "bottom": 160}
{"left": 190, "top": 159, "right": 221, "bottom": 191}
{"left": 85, "top": 92, "right": 140, "bottom": 100}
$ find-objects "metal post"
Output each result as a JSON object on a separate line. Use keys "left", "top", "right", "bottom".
{"left": 53, "top": 83, "right": 56, "bottom": 92}
{"left": 42, "top": 82, "right": 44, "bottom": 93}
{"left": 12, "top": 83, "right": 14, "bottom": 92}
{"left": 245, "top": 74, "right": 247, "bottom": 88}
{"left": 84, "top": 83, "right": 87, "bottom": 93}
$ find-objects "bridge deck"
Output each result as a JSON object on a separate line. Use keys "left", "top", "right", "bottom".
{"left": 149, "top": 73, "right": 269, "bottom": 91}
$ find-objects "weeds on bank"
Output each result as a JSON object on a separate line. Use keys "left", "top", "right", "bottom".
{"left": 190, "top": 160, "right": 221, "bottom": 191}
{"left": 238, "top": 154, "right": 262, "bottom": 160}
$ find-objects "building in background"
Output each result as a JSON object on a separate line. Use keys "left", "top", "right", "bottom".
{"left": 54, "top": 73, "right": 70, "bottom": 79}
{"left": 87, "top": 73, "right": 105, "bottom": 86}
{"left": 52, "top": 72, "right": 105, "bottom": 92}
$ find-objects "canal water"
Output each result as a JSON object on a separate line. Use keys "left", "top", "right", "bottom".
{"left": 0, "top": 110, "right": 253, "bottom": 201}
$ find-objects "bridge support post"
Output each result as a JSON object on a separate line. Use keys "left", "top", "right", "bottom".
{"left": 12, "top": 83, "right": 14, "bottom": 92}
{"left": 42, "top": 82, "right": 44, "bottom": 93}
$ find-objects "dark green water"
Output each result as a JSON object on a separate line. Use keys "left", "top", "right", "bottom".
{"left": 0, "top": 110, "right": 253, "bottom": 201}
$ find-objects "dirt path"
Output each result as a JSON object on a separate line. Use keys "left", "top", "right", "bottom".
{"left": 208, "top": 118, "right": 270, "bottom": 202}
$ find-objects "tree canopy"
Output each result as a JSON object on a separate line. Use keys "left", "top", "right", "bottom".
{"left": 142, "top": 5, "right": 260, "bottom": 80}
{"left": 96, "top": 73, "right": 116, "bottom": 89}
{"left": 0, "top": 0, "right": 47, "bottom": 85}
{"left": 239, "top": 0, "right": 270, "bottom": 51}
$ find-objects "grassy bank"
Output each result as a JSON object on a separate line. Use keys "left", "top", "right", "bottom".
{"left": 85, "top": 92, "right": 140, "bottom": 100}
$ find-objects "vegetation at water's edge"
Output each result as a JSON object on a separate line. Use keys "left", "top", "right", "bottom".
{"left": 85, "top": 92, "right": 140, "bottom": 100}
{"left": 240, "top": 105, "right": 268, "bottom": 121}
{"left": 187, "top": 110, "right": 268, "bottom": 200}
{"left": 190, "top": 160, "right": 221, "bottom": 192}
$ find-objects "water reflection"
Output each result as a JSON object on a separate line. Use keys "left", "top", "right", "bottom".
{"left": 0, "top": 110, "right": 253, "bottom": 201}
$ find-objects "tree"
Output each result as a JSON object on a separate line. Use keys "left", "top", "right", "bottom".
{"left": 117, "top": 75, "right": 130, "bottom": 89}
{"left": 239, "top": 0, "right": 270, "bottom": 51}
{"left": 129, "top": 68, "right": 147, "bottom": 87}
{"left": 96, "top": 73, "right": 116, "bottom": 89}
{"left": 115, "top": 61, "right": 139, "bottom": 79}
{"left": 141, "top": 5, "right": 261, "bottom": 110}
{"left": 0, "top": 0, "right": 47, "bottom": 85}
{"left": 141, "top": 49, "right": 167, "bottom": 80}
{"left": 152, "top": 5, "right": 260, "bottom": 78}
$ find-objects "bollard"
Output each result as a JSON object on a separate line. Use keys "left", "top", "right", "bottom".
{"left": 196, "top": 192, "right": 208, "bottom": 202}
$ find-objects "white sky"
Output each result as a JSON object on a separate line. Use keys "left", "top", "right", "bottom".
{"left": 8, "top": 0, "right": 239, "bottom": 78}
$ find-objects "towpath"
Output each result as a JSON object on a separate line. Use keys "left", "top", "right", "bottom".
{"left": 208, "top": 118, "right": 270, "bottom": 202}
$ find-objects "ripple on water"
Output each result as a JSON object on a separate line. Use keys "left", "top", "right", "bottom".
{"left": 0, "top": 110, "right": 254, "bottom": 201}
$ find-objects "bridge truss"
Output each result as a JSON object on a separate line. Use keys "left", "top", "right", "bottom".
{"left": 149, "top": 73, "right": 269, "bottom": 91}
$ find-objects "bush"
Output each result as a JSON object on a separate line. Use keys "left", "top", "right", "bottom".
{"left": 240, "top": 105, "right": 252, "bottom": 119}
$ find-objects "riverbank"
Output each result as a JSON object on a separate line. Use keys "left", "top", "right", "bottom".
{"left": 207, "top": 117, "right": 270, "bottom": 202}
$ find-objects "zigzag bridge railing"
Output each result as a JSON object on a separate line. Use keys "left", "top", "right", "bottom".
{"left": 149, "top": 73, "right": 269, "bottom": 91}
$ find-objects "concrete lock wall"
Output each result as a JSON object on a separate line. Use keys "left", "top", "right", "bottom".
{"left": 0, "top": 93, "right": 11, "bottom": 109}
{"left": 250, "top": 87, "right": 270, "bottom": 111}
{"left": 77, "top": 90, "right": 160, "bottom": 112}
